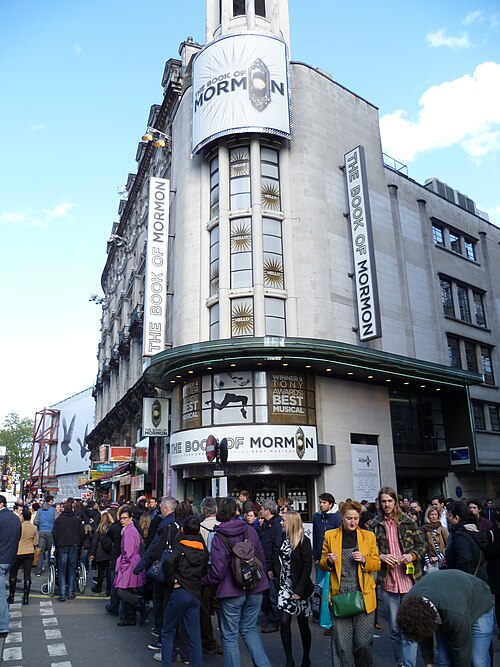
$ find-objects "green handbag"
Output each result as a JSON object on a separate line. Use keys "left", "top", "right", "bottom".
{"left": 331, "top": 590, "right": 365, "bottom": 617}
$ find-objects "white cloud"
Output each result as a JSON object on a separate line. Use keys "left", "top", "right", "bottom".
{"left": 74, "top": 44, "right": 83, "bottom": 55}
{"left": 463, "top": 11, "right": 484, "bottom": 25}
{"left": 380, "top": 61, "right": 500, "bottom": 163}
{"left": 0, "top": 202, "right": 77, "bottom": 227}
{"left": 485, "top": 205, "right": 500, "bottom": 227}
{"left": 31, "top": 124, "right": 46, "bottom": 132}
{"left": 426, "top": 28, "right": 471, "bottom": 50}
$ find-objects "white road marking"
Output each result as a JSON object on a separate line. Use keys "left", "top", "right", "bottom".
{"left": 43, "top": 617, "right": 59, "bottom": 626}
{"left": 8, "top": 611, "right": 21, "bottom": 618}
{"left": 45, "top": 629, "right": 62, "bottom": 640}
{"left": 51, "top": 662, "right": 72, "bottom": 667}
{"left": 4, "top": 632, "right": 22, "bottom": 644}
{"left": 9, "top": 621, "right": 22, "bottom": 630}
{"left": 47, "top": 644, "right": 68, "bottom": 657}
{"left": 2, "top": 647, "right": 22, "bottom": 661}
{"left": 9, "top": 603, "right": 21, "bottom": 609}
{"left": 40, "top": 600, "right": 53, "bottom": 606}
{"left": 40, "top": 607, "right": 55, "bottom": 616}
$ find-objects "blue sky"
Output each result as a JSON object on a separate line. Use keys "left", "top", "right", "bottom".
{"left": 1, "top": 0, "right": 499, "bottom": 424}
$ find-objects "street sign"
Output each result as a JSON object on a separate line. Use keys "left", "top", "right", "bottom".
{"left": 96, "top": 463, "right": 114, "bottom": 472}
{"left": 206, "top": 435, "right": 217, "bottom": 463}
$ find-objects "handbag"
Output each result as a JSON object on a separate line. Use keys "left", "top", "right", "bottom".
{"left": 146, "top": 525, "right": 174, "bottom": 583}
{"left": 312, "top": 569, "right": 327, "bottom": 622}
{"left": 331, "top": 590, "right": 365, "bottom": 618}
{"left": 319, "top": 571, "right": 332, "bottom": 629}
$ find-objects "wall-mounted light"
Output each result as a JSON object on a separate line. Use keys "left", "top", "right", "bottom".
{"left": 142, "top": 126, "right": 170, "bottom": 149}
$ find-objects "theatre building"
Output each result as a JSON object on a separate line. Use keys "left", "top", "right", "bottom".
{"left": 88, "top": 0, "right": 500, "bottom": 514}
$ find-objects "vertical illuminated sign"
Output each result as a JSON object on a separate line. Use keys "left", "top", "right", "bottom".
{"left": 344, "top": 146, "right": 382, "bottom": 341}
{"left": 143, "top": 178, "right": 170, "bottom": 356}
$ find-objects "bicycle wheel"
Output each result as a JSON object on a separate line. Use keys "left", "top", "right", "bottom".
{"left": 76, "top": 561, "right": 87, "bottom": 594}
{"left": 47, "top": 563, "right": 56, "bottom": 597}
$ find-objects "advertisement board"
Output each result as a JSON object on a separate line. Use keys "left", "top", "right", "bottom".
{"left": 169, "top": 424, "right": 318, "bottom": 467}
{"left": 142, "top": 398, "right": 170, "bottom": 437}
{"left": 109, "top": 447, "right": 133, "bottom": 462}
{"left": 192, "top": 33, "right": 291, "bottom": 154}
{"left": 53, "top": 388, "right": 94, "bottom": 476}
{"left": 350, "top": 443, "right": 381, "bottom": 502}
{"left": 135, "top": 437, "right": 149, "bottom": 475}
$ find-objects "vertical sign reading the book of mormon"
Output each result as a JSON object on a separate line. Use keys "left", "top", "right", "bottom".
{"left": 192, "top": 33, "right": 292, "bottom": 155}
{"left": 344, "top": 146, "right": 382, "bottom": 342}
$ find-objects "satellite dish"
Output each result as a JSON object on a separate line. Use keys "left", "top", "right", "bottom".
{"left": 206, "top": 435, "right": 217, "bottom": 463}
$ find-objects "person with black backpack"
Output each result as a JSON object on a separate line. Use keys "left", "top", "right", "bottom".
{"left": 203, "top": 497, "right": 272, "bottom": 667}
{"left": 89, "top": 510, "right": 114, "bottom": 595}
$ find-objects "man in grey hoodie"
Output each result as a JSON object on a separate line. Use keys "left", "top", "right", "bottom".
{"left": 34, "top": 495, "right": 56, "bottom": 576}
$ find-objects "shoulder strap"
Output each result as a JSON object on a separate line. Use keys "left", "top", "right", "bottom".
{"left": 473, "top": 549, "right": 483, "bottom": 577}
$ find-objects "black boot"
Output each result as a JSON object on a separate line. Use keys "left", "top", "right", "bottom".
{"left": 7, "top": 578, "right": 16, "bottom": 604}
{"left": 22, "top": 581, "right": 31, "bottom": 605}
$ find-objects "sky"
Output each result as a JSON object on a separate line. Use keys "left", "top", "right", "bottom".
{"left": 1, "top": 0, "right": 499, "bottom": 426}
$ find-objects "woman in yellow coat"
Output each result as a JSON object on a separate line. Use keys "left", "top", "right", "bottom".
{"left": 320, "top": 500, "right": 381, "bottom": 667}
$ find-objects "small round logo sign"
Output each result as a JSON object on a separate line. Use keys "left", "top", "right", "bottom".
{"left": 206, "top": 435, "right": 217, "bottom": 463}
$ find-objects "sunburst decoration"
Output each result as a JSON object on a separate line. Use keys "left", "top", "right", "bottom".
{"left": 210, "top": 261, "right": 219, "bottom": 295}
{"left": 230, "top": 151, "right": 250, "bottom": 177}
{"left": 263, "top": 256, "right": 284, "bottom": 288}
{"left": 231, "top": 221, "right": 252, "bottom": 252}
{"left": 261, "top": 181, "right": 280, "bottom": 210}
{"left": 232, "top": 300, "right": 254, "bottom": 336}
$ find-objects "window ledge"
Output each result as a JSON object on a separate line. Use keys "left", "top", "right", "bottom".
{"left": 444, "top": 316, "right": 490, "bottom": 333}
{"left": 434, "top": 243, "right": 480, "bottom": 265}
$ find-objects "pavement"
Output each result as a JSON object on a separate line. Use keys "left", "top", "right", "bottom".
{"left": 1, "top": 573, "right": 499, "bottom": 666}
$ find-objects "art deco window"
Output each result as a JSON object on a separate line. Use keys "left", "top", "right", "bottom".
{"left": 472, "top": 291, "right": 486, "bottom": 327}
{"left": 210, "top": 303, "right": 219, "bottom": 341}
{"left": 472, "top": 401, "right": 486, "bottom": 430}
{"left": 447, "top": 336, "right": 461, "bottom": 369}
{"left": 480, "top": 346, "right": 495, "bottom": 385}
{"left": 457, "top": 285, "right": 472, "bottom": 323}
{"left": 263, "top": 217, "right": 284, "bottom": 289}
{"left": 255, "top": 0, "right": 266, "bottom": 17}
{"left": 432, "top": 224, "right": 444, "bottom": 246}
{"left": 489, "top": 404, "right": 500, "bottom": 431}
{"left": 464, "top": 238, "right": 476, "bottom": 261}
{"left": 201, "top": 371, "right": 268, "bottom": 426}
{"left": 464, "top": 341, "right": 478, "bottom": 372}
{"left": 210, "top": 155, "right": 219, "bottom": 219}
{"left": 261, "top": 147, "right": 281, "bottom": 212}
{"left": 232, "top": 0, "right": 245, "bottom": 16}
{"left": 230, "top": 217, "right": 253, "bottom": 288}
{"left": 210, "top": 226, "right": 219, "bottom": 297}
{"left": 265, "top": 297, "right": 286, "bottom": 337}
{"left": 230, "top": 147, "right": 251, "bottom": 210}
{"left": 231, "top": 297, "right": 254, "bottom": 337}
{"left": 440, "top": 278, "right": 454, "bottom": 317}
{"left": 449, "top": 232, "right": 461, "bottom": 254}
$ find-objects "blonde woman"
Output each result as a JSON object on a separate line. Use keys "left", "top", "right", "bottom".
{"left": 320, "top": 500, "right": 381, "bottom": 667}
{"left": 422, "top": 505, "right": 448, "bottom": 572}
{"left": 277, "top": 510, "right": 314, "bottom": 667}
{"left": 90, "top": 510, "right": 115, "bottom": 595}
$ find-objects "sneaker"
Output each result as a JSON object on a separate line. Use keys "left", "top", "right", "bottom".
{"left": 151, "top": 628, "right": 160, "bottom": 637}
{"left": 153, "top": 653, "right": 162, "bottom": 662}
{"left": 35, "top": 573, "right": 42, "bottom": 577}
{"left": 148, "top": 642, "right": 161, "bottom": 651}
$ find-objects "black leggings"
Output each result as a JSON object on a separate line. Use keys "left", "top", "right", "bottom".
{"left": 10, "top": 554, "right": 34, "bottom": 583}
{"left": 280, "top": 609, "right": 311, "bottom": 666}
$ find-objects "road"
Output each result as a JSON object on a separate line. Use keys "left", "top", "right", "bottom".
{"left": 1, "top": 577, "right": 498, "bottom": 666}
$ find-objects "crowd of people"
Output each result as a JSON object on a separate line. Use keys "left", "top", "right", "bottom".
{"left": 0, "top": 489, "right": 498, "bottom": 667}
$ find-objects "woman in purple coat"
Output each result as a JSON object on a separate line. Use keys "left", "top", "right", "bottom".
{"left": 203, "top": 497, "right": 272, "bottom": 667}
{"left": 114, "top": 506, "right": 147, "bottom": 626}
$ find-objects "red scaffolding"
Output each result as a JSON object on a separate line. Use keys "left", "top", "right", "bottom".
{"left": 28, "top": 408, "right": 60, "bottom": 498}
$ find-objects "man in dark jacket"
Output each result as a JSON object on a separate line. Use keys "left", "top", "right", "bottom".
{"left": 154, "top": 516, "right": 208, "bottom": 665}
{"left": 0, "top": 495, "right": 22, "bottom": 638}
{"left": 312, "top": 492, "right": 341, "bottom": 563}
{"left": 133, "top": 496, "right": 179, "bottom": 643}
{"left": 259, "top": 499, "right": 282, "bottom": 633}
{"left": 52, "top": 500, "right": 85, "bottom": 602}
{"left": 396, "top": 569, "right": 494, "bottom": 667}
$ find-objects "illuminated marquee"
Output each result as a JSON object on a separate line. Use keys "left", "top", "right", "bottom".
{"left": 192, "top": 33, "right": 292, "bottom": 155}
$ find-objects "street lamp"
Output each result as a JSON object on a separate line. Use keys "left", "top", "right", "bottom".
{"left": 142, "top": 126, "right": 170, "bottom": 149}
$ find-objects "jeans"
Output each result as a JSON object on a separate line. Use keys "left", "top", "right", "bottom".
{"left": 36, "top": 531, "right": 53, "bottom": 574}
{"left": 161, "top": 588, "right": 202, "bottom": 667}
{"left": 57, "top": 546, "right": 79, "bottom": 598}
{"left": 380, "top": 588, "right": 417, "bottom": 667}
{"left": 436, "top": 607, "right": 494, "bottom": 667}
{"left": 0, "top": 563, "right": 13, "bottom": 633}
{"left": 220, "top": 593, "right": 272, "bottom": 667}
